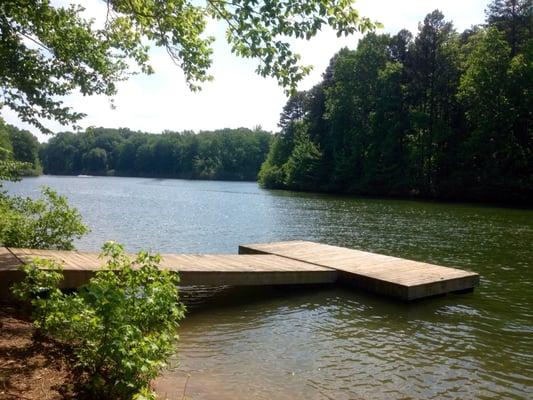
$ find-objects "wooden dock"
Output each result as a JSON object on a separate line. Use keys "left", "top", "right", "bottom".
{"left": 0, "top": 241, "right": 479, "bottom": 301}
{"left": 239, "top": 241, "right": 480, "bottom": 300}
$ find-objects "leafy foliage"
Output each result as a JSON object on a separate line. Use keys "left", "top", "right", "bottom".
{"left": 0, "top": 117, "right": 39, "bottom": 182}
{"left": 40, "top": 127, "right": 272, "bottom": 180}
{"left": 11, "top": 242, "right": 186, "bottom": 400}
{"left": 1, "top": 0, "right": 378, "bottom": 132}
{"left": 10, "top": 258, "right": 64, "bottom": 331}
{"left": 0, "top": 186, "right": 88, "bottom": 249}
{"left": 486, "top": 0, "right": 531, "bottom": 56}
{"left": 284, "top": 134, "right": 322, "bottom": 190}
{"left": 259, "top": 4, "right": 532, "bottom": 203}
{"left": 0, "top": 158, "right": 28, "bottom": 183}
{"left": 259, "top": 120, "right": 321, "bottom": 190}
{"left": 6, "top": 124, "right": 42, "bottom": 176}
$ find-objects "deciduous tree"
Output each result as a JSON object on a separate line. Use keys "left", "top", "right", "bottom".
{"left": 1, "top": 0, "right": 377, "bottom": 132}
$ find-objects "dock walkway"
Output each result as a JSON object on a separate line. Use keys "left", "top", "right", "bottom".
{"left": 0, "top": 241, "right": 479, "bottom": 301}
{"left": 239, "top": 241, "right": 479, "bottom": 300}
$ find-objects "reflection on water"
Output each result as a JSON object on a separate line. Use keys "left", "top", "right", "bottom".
{"left": 6, "top": 176, "right": 533, "bottom": 399}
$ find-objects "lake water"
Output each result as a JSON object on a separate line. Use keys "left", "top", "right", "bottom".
{"left": 4, "top": 176, "right": 533, "bottom": 399}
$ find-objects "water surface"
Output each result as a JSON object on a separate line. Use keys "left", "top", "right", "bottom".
{"left": 5, "top": 176, "right": 533, "bottom": 399}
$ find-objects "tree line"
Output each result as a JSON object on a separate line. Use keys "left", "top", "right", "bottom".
{"left": 1, "top": 118, "right": 273, "bottom": 181}
{"left": 40, "top": 127, "right": 272, "bottom": 181}
{"left": 259, "top": 1, "right": 532, "bottom": 204}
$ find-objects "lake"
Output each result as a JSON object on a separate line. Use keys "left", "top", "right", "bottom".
{"left": 4, "top": 175, "right": 533, "bottom": 399}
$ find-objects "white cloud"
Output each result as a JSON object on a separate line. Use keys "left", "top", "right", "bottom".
{"left": 2, "top": 0, "right": 488, "bottom": 142}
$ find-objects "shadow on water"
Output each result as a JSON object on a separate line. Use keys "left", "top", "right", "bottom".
{"left": 180, "top": 283, "right": 474, "bottom": 320}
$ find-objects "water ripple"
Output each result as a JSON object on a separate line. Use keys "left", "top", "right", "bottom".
{"left": 6, "top": 177, "right": 533, "bottom": 400}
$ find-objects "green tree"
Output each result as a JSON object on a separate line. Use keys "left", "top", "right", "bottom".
{"left": 284, "top": 122, "right": 322, "bottom": 190}
{"left": 12, "top": 242, "right": 185, "bottom": 399}
{"left": 324, "top": 34, "right": 392, "bottom": 191}
{"left": 39, "top": 132, "right": 82, "bottom": 174}
{"left": 367, "top": 61, "right": 410, "bottom": 194}
{"left": 486, "top": 0, "right": 532, "bottom": 56}
{"left": 407, "top": 10, "right": 459, "bottom": 195}
{"left": 6, "top": 125, "right": 41, "bottom": 175}
{"left": 116, "top": 133, "right": 147, "bottom": 175}
{"left": 1, "top": 0, "right": 377, "bottom": 132}
{"left": 0, "top": 117, "right": 39, "bottom": 180}
{"left": 258, "top": 115, "right": 303, "bottom": 189}
{"left": 41, "top": 127, "right": 273, "bottom": 181}
{"left": 0, "top": 187, "right": 88, "bottom": 249}
{"left": 0, "top": 118, "right": 13, "bottom": 160}
{"left": 83, "top": 147, "right": 108, "bottom": 173}
{"left": 259, "top": 9, "right": 531, "bottom": 203}
{"left": 457, "top": 27, "right": 532, "bottom": 201}
{"left": 278, "top": 91, "right": 308, "bottom": 130}
{"left": 258, "top": 136, "right": 291, "bottom": 188}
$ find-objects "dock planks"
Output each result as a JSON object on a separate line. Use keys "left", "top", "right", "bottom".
{"left": 0, "top": 247, "right": 337, "bottom": 300}
{"left": 1, "top": 241, "right": 479, "bottom": 301}
{"left": 239, "top": 240, "right": 480, "bottom": 300}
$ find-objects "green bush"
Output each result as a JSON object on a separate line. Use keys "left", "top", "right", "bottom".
{"left": 0, "top": 158, "right": 30, "bottom": 181}
{"left": 257, "top": 161, "right": 286, "bottom": 189}
{"left": 283, "top": 133, "right": 322, "bottom": 190}
{"left": 0, "top": 186, "right": 88, "bottom": 249}
{"left": 12, "top": 242, "right": 186, "bottom": 399}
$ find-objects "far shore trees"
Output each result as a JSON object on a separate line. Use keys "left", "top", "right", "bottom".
{"left": 40, "top": 127, "right": 273, "bottom": 180}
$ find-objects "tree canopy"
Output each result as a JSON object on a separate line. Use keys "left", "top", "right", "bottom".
{"left": 40, "top": 126, "right": 272, "bottom": 180}
{"left": 0, "top": 117, "right": 272, "bottom": 181}
{"left": 259, "top": 3, "right": 532, "bottom": 204}
{"left": 0, "top": 0, "right": 377, "bottom": 132}
{"left": 0, "top": 117, "right": 41, "bottom": 181}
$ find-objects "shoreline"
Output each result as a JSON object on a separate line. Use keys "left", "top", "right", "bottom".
{"left": 0, "top": 305, "right": 197, "bottom": 400}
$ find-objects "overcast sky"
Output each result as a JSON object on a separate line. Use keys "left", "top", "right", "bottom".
{"left": 3, "top": 0, "right": 489, "bottom": 142}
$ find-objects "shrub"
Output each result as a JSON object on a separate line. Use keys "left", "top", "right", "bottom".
{"left": 257, "top": 161, "right": 286, "bottom": 189}
{"left": 0, "top": 186, "right": 88, "bottom": 249}
{"left": 12, "top": 241, "right": 186, "bottom": 399}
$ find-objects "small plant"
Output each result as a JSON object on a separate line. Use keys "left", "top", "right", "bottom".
{"left": 12, "top": 241, "right": 186, "bottom": 399}
{"left": 10, "top": 258, "right": 64, "bottom": 335}
{"left": 0, "top": 186, "right": 89, "bottom": 249}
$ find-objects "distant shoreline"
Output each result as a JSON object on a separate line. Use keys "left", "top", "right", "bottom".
{"left": 42, "top": 172, "right": 259, "bottom": 182}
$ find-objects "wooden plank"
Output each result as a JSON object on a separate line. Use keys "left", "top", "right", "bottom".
{"left": 0, "top": 247, "right": 22, "bottom": 271}
{"left": 0, "top": 248, "right": 25, "bottom": 301}
{"left": 2, "top": 241, "right": 479, "bottom": 301}
{"left": 0, "top": 248, "right": 337, "bottom": 294}
{"left": 239, "top": 241, "right": 480, "bottom": 300}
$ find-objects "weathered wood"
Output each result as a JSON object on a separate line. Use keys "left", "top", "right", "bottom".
{"left": 0, "top": 248, "right": 337, "bottom": 300}
{"left": 239, "top": 241, "right": 480, "bottom": 300}
{"left": 1, "top": 241, "right": 480, "bottom": 301}
{"left": 0, "top": 248, "right": 25, "bottom": 301}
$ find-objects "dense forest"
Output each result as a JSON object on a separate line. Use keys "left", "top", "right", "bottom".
{"left": 0, "top": 118, "right": 41, "bottom": 176}
{"left": 40, "top": 127, "right": 272, "bottom": 180}
{"left": 2, "top": 1, "right": 531, "bottom": 203}
{"left": 1, "top": 119, "right": 273, "bottom": 181}
{"left": 259, "top": 1, "right": 532, "bottom": 204}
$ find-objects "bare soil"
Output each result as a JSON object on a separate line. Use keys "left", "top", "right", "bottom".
{"left": 0, "top": 305, "right": 79, "bottom": 400}
{"left": 0, "top": 306, "right": 194, "bottom": 400}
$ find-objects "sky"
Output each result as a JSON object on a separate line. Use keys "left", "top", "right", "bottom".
{"left": 3, "top": 0, "right": 489, "bottom": 142}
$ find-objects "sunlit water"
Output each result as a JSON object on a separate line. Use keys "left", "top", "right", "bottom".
{"left": 5, "top": 176, "right": 533, "bottom": 399}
